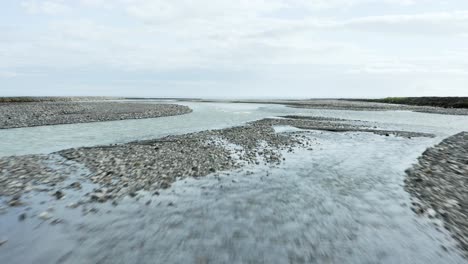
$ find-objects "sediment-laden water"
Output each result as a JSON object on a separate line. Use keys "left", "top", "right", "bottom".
{"left": 1, "top": 102, "right": 467, "bottom": 263}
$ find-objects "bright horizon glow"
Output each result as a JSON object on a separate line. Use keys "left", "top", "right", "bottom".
{"left": 1, "top": 0, "right": 468, "bottom": 98}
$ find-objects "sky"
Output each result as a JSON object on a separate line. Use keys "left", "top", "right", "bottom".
{"left": 1, "top": 0, "right": 468, "bottom": 98}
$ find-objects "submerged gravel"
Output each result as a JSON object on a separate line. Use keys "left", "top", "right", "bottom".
{"left": 0, "top": 102, "right": 192, "bottom": 129}
{"left": 56, "top": 117, "right": 434, "bottom": 202}
{"left": 57, "top": 120, "right": 309, "bottom": 202}
{"left": 405, "top": 132, "right": 468, "bottom": 257}
{"left": 0, "top": 115, "right": 436, "bottom": 210}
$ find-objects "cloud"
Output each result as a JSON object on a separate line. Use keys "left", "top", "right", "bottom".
{"left": 21, "top": 0, "right": 70, "bottom": 15}
{"left": 336, "top": 11, "right": 468, "bottom": 35}
{"left": 5, "top": 0, "right": 468, "bottom": 96}
{"left": 0, "top": 71, "right": 20, "bottom": 78}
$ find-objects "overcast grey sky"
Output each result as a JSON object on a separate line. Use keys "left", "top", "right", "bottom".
{"left": 1, "top": 0, "right": 468, "bottom": 98}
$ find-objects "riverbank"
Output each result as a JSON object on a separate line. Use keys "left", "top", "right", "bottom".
{"left": 0, "top": 102, "right": 192, "bottom": 129}
{"left": 405, "top": 132, "right": 468, "bottom": 257}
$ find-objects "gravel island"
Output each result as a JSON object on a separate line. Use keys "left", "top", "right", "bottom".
{"left": 1, "top": 116, "right": 434, "bottom": 204}
{"left": 0, "top": 102, "right": 192, "bottom": 129}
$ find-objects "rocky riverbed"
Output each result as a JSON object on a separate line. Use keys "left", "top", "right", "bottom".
{"left": 0, "top": 115, "right": 435, "bottom": 212}
{"left": 0, "top": 102, "right": 192, "bottom": 129}
{"left": 405, "top": 132, "right": 468, "bottom": 257}
{"left": 1, "top": 103, "right": 467, "bottom": 263}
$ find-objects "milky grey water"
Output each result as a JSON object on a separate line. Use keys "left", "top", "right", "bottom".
{"left": 1, "top": 102, "right": 468, "bottom": 263}
{"left": 1, "top": 101, "right": 467, "bottom": 157}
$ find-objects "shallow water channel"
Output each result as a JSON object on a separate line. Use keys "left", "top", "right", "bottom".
{"left": 1, "top": 102, "right": 468, "bottom": 263}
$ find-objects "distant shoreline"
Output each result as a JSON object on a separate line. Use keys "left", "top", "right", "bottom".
{"left": 1, "top": 96, "right": 467, "bottom": 116}
{"left": 347, "top": 97, "right": 468, "bottom": 109}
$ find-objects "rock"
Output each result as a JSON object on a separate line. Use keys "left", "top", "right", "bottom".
{"left": 18, "top": 213, "right": 27, "bottom": 221}
{"left": 160, "top": 181, "right": 170, "bottom": 189}
{"left": 66, "top": 203, "right": 79, "bottom": 209}
{"left": 38, "top": 212, "right": 52, "bottom": 220}
{"left": 24, "top": 185, "right": 33, "bottom": 192}
{"left": 426, "top": 208, "right": 437, "bottom": 218}
{"left": 445, "top": 199, "right": 459, "bottom": 208}
{"left": 438, "top": 209, "right": 448, "bottom": 218}
{"left": 90, "top": 192, "right": 107, "bottom": 203}
{"left": 8, "top": 194, "right": 23, "bottom": 207}
{"left": 69, "top": 182, "right": 82, "bottom": 189}
{"left": 50, "top": 219, "right": 63, "bottom": 225}
{"left": 53, "top": 190, "right": 65, "bottom": 200}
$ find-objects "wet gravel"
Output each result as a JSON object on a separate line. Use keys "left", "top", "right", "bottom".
{"left": 57, "top": 120, "right": 310, "bottom": 203}
{"left": 0, "top": 115, "right": 436, "bottom": 211}
{"left": 0, "top": 155, "right": 87, "bottom": 197}
{"left": 0, "top": 102, "right": 192, "bottom": 129}
{"left": 269, "top": 116, "right": 435, "bottom": 138}
{"left": 405, "top": 132, "right": 468, "bottom": 257}
{"left": 0, "top": 108, "right": 466, "bottom": 263}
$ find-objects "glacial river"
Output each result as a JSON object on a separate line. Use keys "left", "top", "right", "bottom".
{"left": 1, "top": 101, "right": 468, "bottom": 263}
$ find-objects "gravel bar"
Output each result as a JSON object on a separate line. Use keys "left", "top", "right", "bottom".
{"left": 191, "top": 99, "right": 468, "bottom": 115}
{"left": 405, "top": 132, "right": 468, "bottom": 257}
{"left": 0, "top": 102, "right": 192, "bottom": 129}
{"left": 0, "top": 115, "right": 435, "bottom": 211}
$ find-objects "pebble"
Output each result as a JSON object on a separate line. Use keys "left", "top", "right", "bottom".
{"left": 18, "top": 213, "right": 27, "bottom": 221}
{"left": 38, "top": 212, "right": 52, "bottom": 220}
{"left": 53, "top": 190, "right": 65, "bottom": 200}
{"left": 426, "top": 208, "right": 437, "bottom": 218}
{"left": 50, "top": 219, "right": 63, "bottom": 225}
{"left": 69, "top": 182, "right": 82, "bottom": 189}
{"left": 66, "top": 203, "right": 79, "bottom": 209}
{"left": 8, "top": 199, "right": 23, "bottom": 207}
